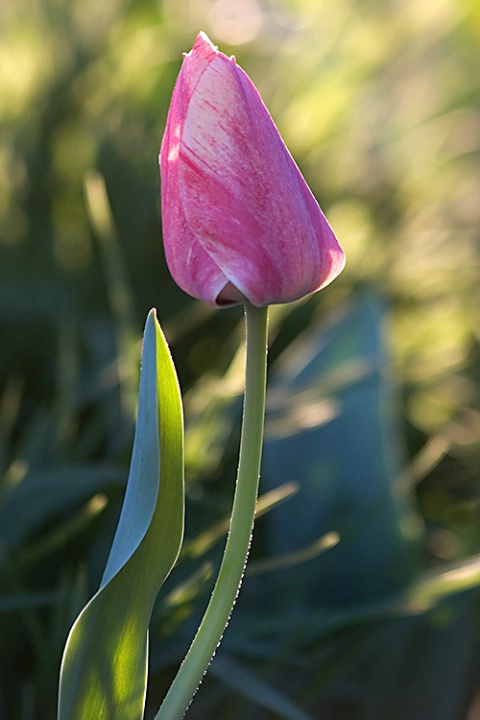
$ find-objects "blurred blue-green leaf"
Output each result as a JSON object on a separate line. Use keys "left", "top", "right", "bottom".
{"left": 262, "top": 293, "right": 424, "bottom": 608}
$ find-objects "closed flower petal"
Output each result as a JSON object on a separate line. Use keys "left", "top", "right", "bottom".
{"left": 160, "top": 32, "right": 345, "bottom": 307}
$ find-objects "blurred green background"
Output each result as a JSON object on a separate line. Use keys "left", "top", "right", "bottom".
{"left": 1, "top": 0, "right": 480, "bottom": 718}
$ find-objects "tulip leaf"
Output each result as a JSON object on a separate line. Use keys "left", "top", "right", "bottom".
{"left": 58, "top": 310, "right": 184, "bottom": 720}
{"left": 262, "top": 292, "right": 423, "bottom": 608}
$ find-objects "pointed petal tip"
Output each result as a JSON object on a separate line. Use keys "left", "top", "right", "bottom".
{"left": 192, "top": 32, "right": 218, "bottom": 57}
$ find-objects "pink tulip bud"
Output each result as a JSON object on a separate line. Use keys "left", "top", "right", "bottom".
{"left": 159, "top": 32, "right": 345, "bottom": 308}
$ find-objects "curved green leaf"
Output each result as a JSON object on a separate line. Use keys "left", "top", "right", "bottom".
{"left": 58, "top": 310, "right": 184, "bottom": 720}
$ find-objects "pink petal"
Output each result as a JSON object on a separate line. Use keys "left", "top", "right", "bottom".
{"left": 160, "top": 33, "right": 345, "bottom": 307}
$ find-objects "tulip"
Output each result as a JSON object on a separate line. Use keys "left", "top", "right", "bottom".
{"left": 159, "top": 32, "right": 345, "bottom": 308}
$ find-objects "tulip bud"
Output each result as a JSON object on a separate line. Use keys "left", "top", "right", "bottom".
{"left": 159, "top": 32, "right": 345, "bottom": 308}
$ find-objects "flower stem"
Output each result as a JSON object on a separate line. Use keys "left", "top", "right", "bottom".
{"left": 155, "top": 304, "right": 269, "bottom": 720}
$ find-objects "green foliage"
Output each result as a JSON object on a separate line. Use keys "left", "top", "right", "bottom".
{"left": 1, "top": 0, "right": 480, "bottom": 718}
{"left": 58, "top": 311, "right": 184, "bottom": 719}
{"left": 262, "top": 293, "right": 423, "bottom": 609}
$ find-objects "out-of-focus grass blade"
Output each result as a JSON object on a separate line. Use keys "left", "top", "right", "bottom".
{"left": 406, "top": 553, "right": 480, "bottom": 611}
{"left": 227, "top": 554, "right": 480, "bottom": 649}
{"left": 246, "top": 531, "right": 340, "bottom": 576}
{"left": 0, "top": 466, "right": 125, "bottom": 552}
{"left": 0, "top": 592, "right": 59, "bottom": 610}
{"left": 211, "top": 655, "right": 314, "bottom": 720}
{"left": 181, "top": 481, "right": 299, "bottom": 561}
{"left": 84, "top": 170, "right": 139, "bottom": 422}
{"left": 58, "top": 310, "right": 184, "bottom": 720}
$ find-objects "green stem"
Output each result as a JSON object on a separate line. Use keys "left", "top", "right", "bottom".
{"left": 155, "top": 304, "right": 269, "bottom": 720}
